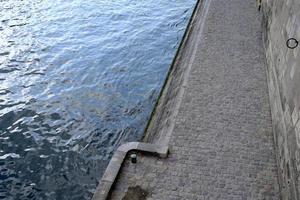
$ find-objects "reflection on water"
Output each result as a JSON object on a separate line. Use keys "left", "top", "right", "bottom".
{"left": 0, "top": 0, "right": 196, "bottom": 199}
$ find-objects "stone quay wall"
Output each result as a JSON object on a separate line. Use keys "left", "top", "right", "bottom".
{"left": 142, "top": 0, "right": 205, "bottom": 144}
{"left": 261, "top": 0, "right": 300, "bottom": 199}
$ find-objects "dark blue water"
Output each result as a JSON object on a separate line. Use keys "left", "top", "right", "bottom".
{"left": 0, "top": 0, "right": 196, "bottom": 199}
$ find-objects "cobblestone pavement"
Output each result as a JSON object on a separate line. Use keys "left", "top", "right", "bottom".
{"left": 107, "top": 0, "right": 280, "bottom": 199}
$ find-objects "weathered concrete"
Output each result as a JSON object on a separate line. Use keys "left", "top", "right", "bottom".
{"left": 262, "top": 0, "right": 300, "bottom": 199}
{"left": 93, "top": 0, "right": 281, "bottom": 199}
{"left": 92, "top": 142, "right": 168, "bottom": 200}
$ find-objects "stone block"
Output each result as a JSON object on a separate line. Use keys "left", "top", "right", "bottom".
{"left": 262, "top": 0, "right": 300, "bottom": 198}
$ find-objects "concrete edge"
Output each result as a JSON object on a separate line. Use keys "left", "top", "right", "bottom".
{"left": 92, "top": 1, "right": 207, "bottom": 199}
{"left": 142, "top": 0, "right": 205, "bottom": 143}
{"left": 91, "top": 142, "right": 169, "bottom": 200}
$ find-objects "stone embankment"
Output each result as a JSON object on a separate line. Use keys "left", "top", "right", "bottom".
{"left": 262, "top": 0, "right": 300, "bottom": 199}
{"left": 93, "top": 0, "right": 300, "bottom": 199}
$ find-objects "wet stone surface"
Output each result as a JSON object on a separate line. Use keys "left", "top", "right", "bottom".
{"left": 122, "top": 186, "right": 149, "bottom": 200}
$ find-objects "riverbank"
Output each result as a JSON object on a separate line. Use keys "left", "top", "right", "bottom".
{"left": 93, "top": 0, "right": 280, "bottom": 199}
{"left": 0, "top": 1, "right": 198, "bottom": 199}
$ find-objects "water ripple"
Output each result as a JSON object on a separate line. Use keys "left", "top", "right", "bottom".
{"left": 0, "top": 0, "right": 196, "bottom": 199}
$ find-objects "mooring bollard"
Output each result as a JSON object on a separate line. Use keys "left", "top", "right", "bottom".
{"left": 130, "top": 153, "right": 137, "bottom": 164}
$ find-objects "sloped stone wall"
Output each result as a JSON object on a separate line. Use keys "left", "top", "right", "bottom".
{"left": 262, "top": 0, "right": 300, "bottom": 199}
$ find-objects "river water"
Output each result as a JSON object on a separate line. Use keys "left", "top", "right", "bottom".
{"left": 0, "top": 0, "right": 196, "bottom": 199}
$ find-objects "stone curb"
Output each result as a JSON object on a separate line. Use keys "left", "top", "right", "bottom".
{"left": 91, "top": 0, "right": 204, "bottom": 199}
{"left": 91, "top": 142, "right": 169, "bottom": 200}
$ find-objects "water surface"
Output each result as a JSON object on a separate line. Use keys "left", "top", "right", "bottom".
{"left": 0, "top": 0, "right": 196, "bottom": 199}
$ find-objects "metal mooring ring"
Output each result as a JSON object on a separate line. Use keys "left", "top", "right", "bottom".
{"left": 286, "top": 38, "right": 299, "bottom": 49}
